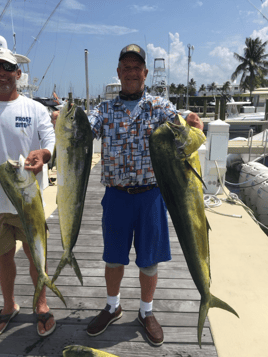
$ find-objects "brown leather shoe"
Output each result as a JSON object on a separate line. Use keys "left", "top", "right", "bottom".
{"left": 86, "top": 305, "right": 123, "bottom": 336}
{"left": 138, "top": 310, "right": 164, "bottom": 346}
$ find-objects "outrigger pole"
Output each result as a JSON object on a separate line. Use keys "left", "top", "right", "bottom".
{"left": 0, "top": 0, "right": 12, "bottom": 23}
{"left": 25, "top": 0, "right": 63, "bottom": 57}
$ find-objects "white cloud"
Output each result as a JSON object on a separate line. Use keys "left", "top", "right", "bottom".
{"left": 58, "top": 23, "right": 138, "bottom": 35}
{"left": 239, "top": 10, "right": 255, "bottom": 17}
{"left": 261, "top": 0, "right": 268, "bottom": 8}
{"left": 130, "top": 5, "right": 158, "bottom": 13}
{"left": 63, "top": 0, "right": 85, "bottom": 10}
{"left": 194, "top": 1, "right": 203, "bottom": 7}
{"left": 251, "top": 26, "right": 268, "bottom": 42}
{"left": 209, "top": 46, "right": 237, "bottom": 71}
{"left": 146, "top": 32, "right": 243, "bottom": 87}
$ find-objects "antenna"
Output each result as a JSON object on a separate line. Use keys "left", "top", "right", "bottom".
{"left": 168, "top": 34, "right": 170, "bottom": 97}
{"left": 144, "top": 35, "right": 148, "bottom": 63}
{"left": 25, "top": 0, "right": 63, "bottom": 57}
{"left": 10, "top": 0, "right": 16, "bottom": 53}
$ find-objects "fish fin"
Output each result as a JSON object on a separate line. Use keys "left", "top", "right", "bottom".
{"left": 51, "top": 145, "right": 56, "bottom": 169}
{"left": 206, "top": 216, "right": 211, "bottom": 232}
{"left": 185, "top": 159, "right": 207, "bottom": 189}
{"left": 70, "top": 252, "right": 83, "bottom": 286}
{"left": 198, "top": 294, "right": 239, "bottom": 348}
{"left": 52, "top": 251, "right": 83, "bottom": 286}
{"left": 33, "top": 273, "right": 66, "bottom": 312}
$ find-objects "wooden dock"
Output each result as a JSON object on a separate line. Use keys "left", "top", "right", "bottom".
{"left": 0, "top": 162, "right": 218, "bottom": 357}
{"left": 228, "top": 140, "right": 267, "bottom": 154}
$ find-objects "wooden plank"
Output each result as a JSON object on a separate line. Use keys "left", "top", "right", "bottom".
{"left": 0, "top": 325, "right": 216, "bottom": 357}
{"left": 0, "top": 296, "right": 202, "bottom": 313}
{"left": 13, "top": 267, "right": 193, "bottom": 279}
{"left": 12, "top": 258, "right": 190, "bottom": 269}
{"left": 228, "top": 140, "right": 267, "bottom": 154}
{"left": 12, "top": 284, "right": 201, "bottom": 300}
{"left": 11, "top": 308, "right": 208, "bottom": 328}
{"left": 16, "top": 275, "right": 196, "bottom": 289}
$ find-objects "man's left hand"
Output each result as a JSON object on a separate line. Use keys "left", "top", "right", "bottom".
{"left": 186, "top": 112, "right": 204, "bottom": 131}
{"left": 25, "top": 149, "right": 51, "bottom": 176}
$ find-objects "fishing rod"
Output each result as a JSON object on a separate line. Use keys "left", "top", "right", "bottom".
{"left": 247, "top": 0, "right": 268, "bottom": 22}
{"left": 38, "top": 55, "right": 55, "bottom": 89}
{"left": 0, "top": 0, "right": 11, "bottom": 23}
{"left": 25, "top": 0, "right": 63, "bottom": 57}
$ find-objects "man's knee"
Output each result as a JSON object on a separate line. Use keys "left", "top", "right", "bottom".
{"left": 106, "top": 263, "right": 124, "bottom": 269}
{"left": 139, "top": 263, "right": 158, "bottom": 277}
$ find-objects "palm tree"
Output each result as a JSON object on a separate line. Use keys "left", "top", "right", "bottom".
{"left": 208, "top": 82, "right": 217, "bottom": 95}
{"left": 188, "top": 78, "right": 196, "bottom": 96}
{"left": 222, "top": 81, "right": 231, "bottom": 94}
{"left": 199, "top": 84, "right": 206, "bottom": 95}
{"left": 177, "top": 83, "right": 186, "bottom": 95}
{"left": 169, "top": 83, "right": 177, "bottom": 95}
{"left": 189, "top": 78, "right": 196, "bottom": 87}
{"left": 231, "top": 37, "right": 268, "bottom": 96}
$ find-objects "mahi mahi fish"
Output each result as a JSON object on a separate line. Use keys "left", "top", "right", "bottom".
{"left": 62, "top": 345, "right": 119, "bottom": 357}
{"left": 0, "top": 155, "right": 66, "bottom": 311}
{"left": 51, "top": 104, "right": 93, "bottom": 286}
{"left": 149, "top": 117, "right": 239, "bottom": 347}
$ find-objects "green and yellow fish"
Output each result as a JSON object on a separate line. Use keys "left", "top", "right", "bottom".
{"left": 149, "top": 117, "right": 239, "bottom": 347}
{"left": 0, "top": 155, "right": 66, "bottom": 311}
{"left": 52, "top": 104, "right": 93, "bottom": 285}
{"left": 62, "top": 345, "right": 119, "bottom": 357}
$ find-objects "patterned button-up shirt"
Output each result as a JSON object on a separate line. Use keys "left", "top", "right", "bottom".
{"left": 88, "top": 92, "right": 177, "bottom": 187}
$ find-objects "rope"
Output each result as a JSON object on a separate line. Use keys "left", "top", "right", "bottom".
{"left": 204, "top": 160, "right": 268, "bottom": 231}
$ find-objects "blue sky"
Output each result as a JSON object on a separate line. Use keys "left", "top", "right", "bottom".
{"left": 1, "top": 0, "right": 268, "bottom": 98}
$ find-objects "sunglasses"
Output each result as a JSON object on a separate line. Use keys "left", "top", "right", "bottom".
{"left": 0, "top": 62, "right": 18, "bottom": 72}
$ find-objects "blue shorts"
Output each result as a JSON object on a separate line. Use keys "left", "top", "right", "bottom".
{"left": 101, "top": 186, "right": 171, "bottom": 268}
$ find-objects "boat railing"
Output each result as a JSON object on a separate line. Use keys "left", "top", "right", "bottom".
{"left": 246, "top": 128, "right": 268, "bottom": 163}
{"left": 247, "top": 129, "right": 254, "bottom": 162}
{"left": 262, "top": 129, "right": 268, "bottom": 164}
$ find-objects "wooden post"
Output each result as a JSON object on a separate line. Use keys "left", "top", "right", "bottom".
{"left": 85, "top": 49, "right": 90, "bottom": 116}
{"left": 202, "top": 98, "right": 207, "bottom": 118}
{"left": 265, "top": 99, "right": 268, "bottom": 121}
{"left": 215, "top": 97, "right": 220, "bottom": 120}
{"left": 179, "top": 95, "right": 183, "bottom": 110}
{"left": 220, "top": 97, "right": 226, "bottom": 120}
{"left": 68, "top": 92, "right": 73, "bottom": 110}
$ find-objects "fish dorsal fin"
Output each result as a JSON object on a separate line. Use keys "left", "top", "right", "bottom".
{"left": 185, "top": 159, "right": 207, "bottom": 189}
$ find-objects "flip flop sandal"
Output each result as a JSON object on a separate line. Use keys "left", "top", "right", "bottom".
{"left": 0, "top": 304, "right": 20, "bottom": 335}
{"left": 36, "top": 311, "right": 56, "bottom": 337}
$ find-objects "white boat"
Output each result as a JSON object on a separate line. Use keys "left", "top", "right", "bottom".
{"left": 237, "top": 161, "right": 268, "bottom": 227}
{"left": 105, "top": 82, "right": 121, "bottom": 100}
{"left": 225, "top": 97, "right": 265, "bottom": 121}
{"left": 209, "top": 96, "right": 265, "bottom": 121}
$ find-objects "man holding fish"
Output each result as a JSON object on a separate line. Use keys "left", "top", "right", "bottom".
{"left": 0, "top": 47, "right": 56, "bottom": 336}
{"left": 86, "top": 44, "right": 204, "bottom": 346}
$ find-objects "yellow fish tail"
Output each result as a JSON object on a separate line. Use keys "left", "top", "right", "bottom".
{"left": 52, "top": 251, "right": 83, "bottom": 286}
{"left": 33, "top": 273, "right": 66, "bottom": 312}
{"left": 198, "top": 294, "right": 239, "bottom": 347}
